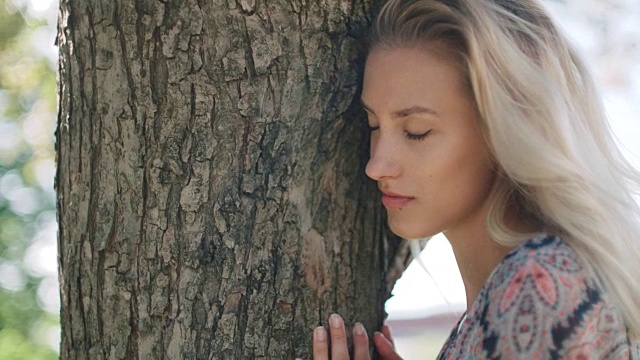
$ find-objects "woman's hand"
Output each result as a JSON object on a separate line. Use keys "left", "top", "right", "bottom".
{"left": 312, "top": 314, "right": 402, "bottom": 360}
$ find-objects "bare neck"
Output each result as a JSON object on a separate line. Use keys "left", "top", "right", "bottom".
{"left": 444, "top": 204, "right": 540, "bottom": 311}
{"left": 445, "top": 227, "right": 514, "bottom": 311}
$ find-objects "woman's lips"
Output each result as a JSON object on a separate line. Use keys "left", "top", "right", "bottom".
{"left": 381, "top": 194, "right": 415, "bottom": 208}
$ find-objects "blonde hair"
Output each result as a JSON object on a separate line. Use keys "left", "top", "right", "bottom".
{"left": 370, "top": 0, "right": 640, "bottom": 337}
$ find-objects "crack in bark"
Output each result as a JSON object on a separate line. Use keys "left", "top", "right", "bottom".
{"left": 240, "top": 17, "right": 258, "bottom": 78}
{"left": 114, "top": 0, "right": 140, "bottom": 128}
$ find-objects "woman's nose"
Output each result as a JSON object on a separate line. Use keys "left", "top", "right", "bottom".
{"left": 365, "top": 135, "right": 402, "bottom": 181}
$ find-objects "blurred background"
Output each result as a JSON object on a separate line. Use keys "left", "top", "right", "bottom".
{"left": 0, "top": 0, "right": 638, "bottom": 359}
{"left": 0, "top": 0, "right": 58, "bottom": 358}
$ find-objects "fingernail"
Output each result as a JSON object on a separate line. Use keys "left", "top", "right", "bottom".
{"left": 329, "top": 314, "right": 342, "bottom": 328}
{"left": 353, "top": 322, "right": 365, "bottom": 335}
{"left": 315, "top": 326, "right": 327, "bottom": 342}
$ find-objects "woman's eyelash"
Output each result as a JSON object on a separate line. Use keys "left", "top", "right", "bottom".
{"left": 367, "top": 126, "right": 431, "bottom": 140}
{"left": 405, "top": 130, "right": 432, "bottom": 141}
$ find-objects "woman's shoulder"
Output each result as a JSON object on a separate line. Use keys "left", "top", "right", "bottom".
{"left": 485, "top": 233, "right": 588, "bottom": 293}
{"left": 481, "top": 233, "right": 603, "bottom": 321}
{"left": 463, "top": 233, "right": 634, "bottom": 359}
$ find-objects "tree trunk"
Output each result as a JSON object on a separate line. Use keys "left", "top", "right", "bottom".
{"left": 55, "top": 0, "right": 410, "bottom": 358}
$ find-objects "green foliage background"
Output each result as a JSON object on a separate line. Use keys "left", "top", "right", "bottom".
{"left": 0, "top": 0, "right": 59, "bottom": 358}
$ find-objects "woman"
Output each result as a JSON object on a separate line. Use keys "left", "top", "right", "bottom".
{"left": 312, "top": 0, "right": 640, "bottom": 358}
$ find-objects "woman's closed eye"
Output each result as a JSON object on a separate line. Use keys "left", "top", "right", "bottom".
{"left": 368, "top": 126, "right": 432, "bottom": 141}
{"left": 405, "top": 129, "right": 432, "bottom": 141}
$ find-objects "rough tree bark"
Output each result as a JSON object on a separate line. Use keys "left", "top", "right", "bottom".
{"left": 56, "top": 0, "right": 410, "bottom": 358}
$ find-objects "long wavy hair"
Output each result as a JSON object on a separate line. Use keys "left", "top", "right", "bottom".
{"left": 368, "top": 0, "right": 640, "bottom": 337}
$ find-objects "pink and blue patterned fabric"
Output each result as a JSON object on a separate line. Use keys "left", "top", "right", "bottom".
{"left": 437, "top": 234, "right": 639, "bottom": 359}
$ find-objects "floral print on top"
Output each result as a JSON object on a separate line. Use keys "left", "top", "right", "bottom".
{"left": 437, "top": 234, "right": 639, "bottom": 359}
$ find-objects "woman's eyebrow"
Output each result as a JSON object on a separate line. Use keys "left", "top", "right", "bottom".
{"left": 392, "top": 106, "right": 440, "bottom": 119}
{"left": 360, "top": 98, "right": 439, "bottom": 119}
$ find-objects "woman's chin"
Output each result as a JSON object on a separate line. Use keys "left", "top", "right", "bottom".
{"left": 387, "top": 220, "right": 435, "bottom": 240}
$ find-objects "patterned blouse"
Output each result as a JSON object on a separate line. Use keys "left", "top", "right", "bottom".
{"left": 437, "top": 234, "right": 639, "bottom": 359}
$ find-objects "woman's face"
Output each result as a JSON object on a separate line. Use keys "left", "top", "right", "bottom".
{"left": 362, "top": 46, "right": 496, "bottom": 240}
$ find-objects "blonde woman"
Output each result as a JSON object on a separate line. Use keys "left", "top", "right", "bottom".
{"left": 311, "top": 0, "right": 640, "bottom": 358}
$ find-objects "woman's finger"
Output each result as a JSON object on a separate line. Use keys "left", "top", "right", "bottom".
{"left": 374, "top": 332, "right": 403, "bottom": 360}
{"left": 380, "top": 324, "right": 395, "bottom": 348}
{"left": 352, "top": 322, "right": 371, "bottom": 360}
{"left": 312, "top": 326, "right": 329, "bottom": 360}
{"left": 329, "top": 314, "right": 350, "bottom": 360}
